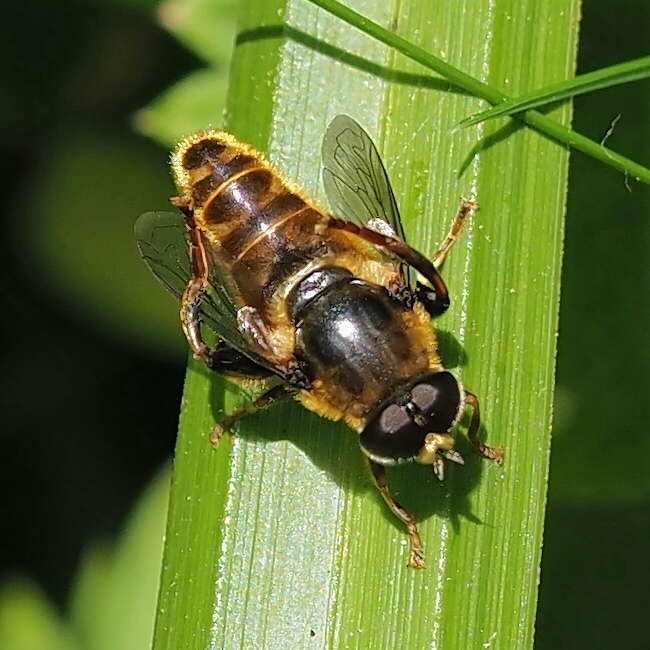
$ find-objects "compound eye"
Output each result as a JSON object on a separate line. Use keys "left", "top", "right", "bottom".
{"left": 360, "top": 403, "right": 426, "bottom": 463}
{"left": 377, "top": 404, "right": 411, "bottom": 434}
{"left": 409, "top": 371, "right": 461, "bottom": 433}
{"left": 410, "top": 382, "right": 438, "bottom": 413}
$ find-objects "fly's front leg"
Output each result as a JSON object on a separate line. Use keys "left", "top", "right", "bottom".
{"left": 210, "top": 384, "right": 293, "bottom": 446}
{"left": 464, "top": 390, "right": 504, "bottom": 463}
{"left": 431, "top": 198, "right": 478, "bottom": 269}
{"left": 368, "top": 459, "right": 426, "bottom": 569}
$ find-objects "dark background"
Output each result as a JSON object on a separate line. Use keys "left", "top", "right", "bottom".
{"left": 0, "top": 1, "right": 648, "bottom": 649}
{"left": 0, "top": 0, "right": 191, "bottom": 606}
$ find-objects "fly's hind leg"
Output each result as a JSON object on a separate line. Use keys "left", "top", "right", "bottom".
{"left": 328, "top": 217, "right": 450, "bottom": 317}
{"left": 328, "top": 200, "right": 477, "bottom": 319}
{"left": 431, "top": 198, "right": 478, "bottom": 269}
{"left": 464, "top": 390, "right": 504, "bottom": 463}
{"left": 174, "top": 197, "right": 219, "bottom": 365}
{"left": 181, "top": 279, "right": 214, "bottom": 364}
{"left": 368, "top": 459, "right": 426, "bottom": 569}
{"left": 210, "top": 384, "right": 293, "bottom": 446}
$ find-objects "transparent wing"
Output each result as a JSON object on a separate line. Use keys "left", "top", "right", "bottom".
{"left": 134, "top": 210, "right": 278, "bottom": 374}
{"left": 135, "top": 211, "right": 190, "bottom": 300}
{"left": 322, "top": 114, "right": 412, "bottom": 286}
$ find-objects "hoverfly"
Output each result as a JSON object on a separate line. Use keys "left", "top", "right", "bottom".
{"left": 135, "top": 115, "right": 503, "bottom": 568}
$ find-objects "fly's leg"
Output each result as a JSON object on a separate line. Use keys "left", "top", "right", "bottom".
{"left": 328, "top": 217, "right": 450, "bottom": 317}
{"left": 172, "top": 198, "right": 275, "bottom": 371}
{"left": 414, "top": 198, "right": 478, "bottom": 316}
{"left": 210, "top": 384, "right": 293, "bottom": 446}
{"left": 236, "top": 307, "right": 311, "bottom": 389}
{"left": 176, "top": 200, "right": 218, "bottom": 365}
{"left": 464, "top": 391, "right": 504, "bottom": 463}
{"left": 329, "top": 200, "right": 478, "bottom": 318}
{"left": 368, "top": 459, "right": 426, "bottom": 569}
{"left": 431, "top": 198, "right": 478, "bottom": 269}
{"left": 181, "top": 280, "right": 213, "bottom": 364}
{"left": 236, "top": 306, "right": 274, "bottom": 356}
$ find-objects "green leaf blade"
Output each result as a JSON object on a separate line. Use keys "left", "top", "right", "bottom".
{"left": 152, "top": 1, "right": 578, "bottom": 648}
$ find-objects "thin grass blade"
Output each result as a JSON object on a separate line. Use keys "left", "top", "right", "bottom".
{"left": 306, "top": 0, "right": 650, "bottom": 183}
{"left": 459, "top": 54, "right": 650, "bottom": 128}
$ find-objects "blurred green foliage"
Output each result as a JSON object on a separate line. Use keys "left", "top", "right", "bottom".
{"left": 157, "top": 0, "right": 238, "bottom": 65}
{"left": 135, "top": 68, "right": 228, "bottom": 146}
{"left": 0, "top": 0, "right": 235, "bottom": 646}
{"left": 0, "top": 579, "right": 79, "bottom": 650}
{"left": 10, "top": 0, "right": 238, "bottom": 359}
{"left": 548, "top": 12, "right": 650, "bottom": 502}
{"left": 0, "top": 467, "right": 169, "bottom": 650}
{"left": 136, "top": 0, "right": 237, "bottom": 145}
{"left": 18, "top": 128, "right": 183, "bottom": 358}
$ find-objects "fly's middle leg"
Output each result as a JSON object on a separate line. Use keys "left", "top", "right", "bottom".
{"left": 210, "top": 384, "right": 293, "bottom": 445}
{"left": 236, "top": 307, "right": 311, "bottom": 389}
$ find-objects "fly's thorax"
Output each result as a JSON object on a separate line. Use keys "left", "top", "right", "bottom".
{"left": 292, "top": 272, "right": 437, "bottom": 422}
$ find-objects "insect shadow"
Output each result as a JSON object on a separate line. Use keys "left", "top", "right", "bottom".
{"left": 458, "top": 120, "right": 525, "bottom": 178}
{"left": 457, "top": 99, "right": 568, "bottom": 179}
{"left": 236, "top": 24, "right": 471, "bottom": 96}
{"left": 207, "top": 329, "right": 491, "bottom": 532}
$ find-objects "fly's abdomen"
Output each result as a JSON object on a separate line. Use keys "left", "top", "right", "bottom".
{"left": 172, "top": 131, "right": 333, "bottom": 312}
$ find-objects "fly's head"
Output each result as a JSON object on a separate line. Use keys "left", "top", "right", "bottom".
{"left": 360, "top": 370, "right": 465, "bottom": 479}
